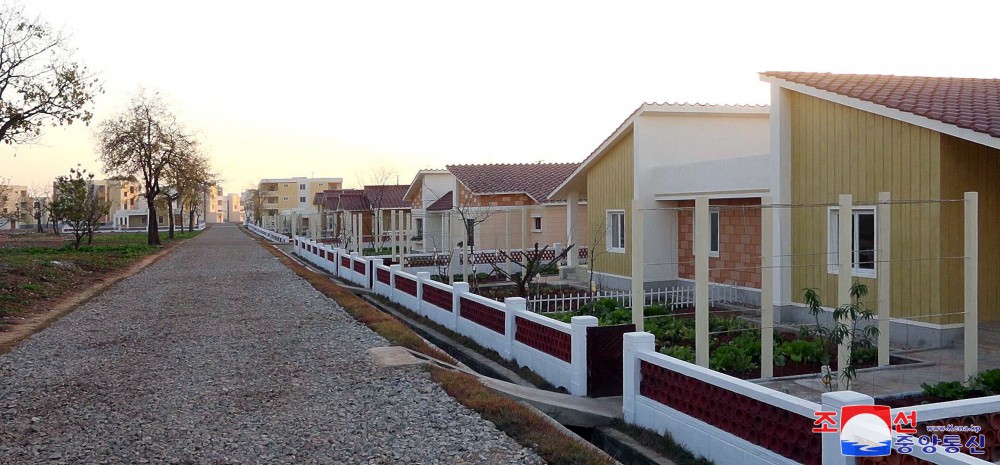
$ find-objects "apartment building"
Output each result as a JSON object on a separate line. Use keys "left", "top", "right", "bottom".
{"left": 258, "top": 177, "right": 343, "bottom": 233}
{"left": 0, "top": 184, "right": 31, "bottom": 229}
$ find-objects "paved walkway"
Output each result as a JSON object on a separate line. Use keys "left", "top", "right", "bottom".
{"left": 0, "top": 224, "right": 541, "bottom": 464}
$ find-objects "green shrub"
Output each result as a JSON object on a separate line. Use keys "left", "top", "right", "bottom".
{"left": 710, "top": 344, "right": 757, "bottom": 374}
{"left": 660, "top": 345, "right": 696, "bottom": 363}
{"left": 973, "top": 369, "right": 1000, "bottom": 394}
{"left": 921, "top": 381, "right": 971, "bottom": 401}
{"left": 778, "top": 339, "right": 829, "bottom": 365}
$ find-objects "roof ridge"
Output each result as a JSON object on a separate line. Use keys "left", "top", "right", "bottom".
{"left": 446, "top": 162, "right": 579, "bottom": 168}
{"left": 643, "top": 102, "right": 769, "bottom": 108}
{"left": 762, "top": 71, "right": 1000, "bottom": 82}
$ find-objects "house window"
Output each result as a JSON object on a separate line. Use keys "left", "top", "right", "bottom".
{"left": 691, "top": 208, "right": 721, "bottom": 257}
{"left": 710, "top": 209, "right": 720, "bottom": 256}
{"left": 299, "top": 184, "right": 306, "bottom": 190}
{"left": 531, "top": 215, "right": 542, "bottom": 232}
{"left": 299, "top": 196, "right": 306, "bottom": 203}
{"left": 607, "top": 210, "right": 625, "bottom": 253}
{"left": 415, "top": 218, "right": 424, "bottom": 238}
{"left": 283, "top": 197, "right": 288, "bottom": 201}
{"left": 828, "top": 208, "right": 876, "bottom": 278}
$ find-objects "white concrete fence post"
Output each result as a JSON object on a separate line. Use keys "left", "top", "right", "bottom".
{"left": 761, "top": 196, "right": 775, "bottom": 378}
{"left": 416, "top": 271, "right": 431, "bottom": 317}
{"left": 821, "top": 391, "right": 871, "bottom": 465}
{"left": 623, "top": 331, "right": 655, "bottom": 424}
{"left": 504, "top": 297, "right": 524, "bottom": 360}
{"left": 451, "top": 281, "right": 469, "bottom": 332}
{"left": 571, "top": 315, "right": 599, "bottom": 396}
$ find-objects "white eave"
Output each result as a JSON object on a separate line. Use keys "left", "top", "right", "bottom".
{"left": 760, "top": 74, "right": 1000, "bottom": 151}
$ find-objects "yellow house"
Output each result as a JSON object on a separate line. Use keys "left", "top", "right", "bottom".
{"left": 258, "top": 177, "right": 343, "bottom": 234}
{"left": 762, "top": 71, "right": 1000, "bottom": 346}
{"left": 550, "top": 103, "right": 771, "bottom": 292}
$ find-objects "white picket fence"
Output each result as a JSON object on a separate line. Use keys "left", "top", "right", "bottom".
{"left": 528, "top": 284, "right": 740, "bottom": 313}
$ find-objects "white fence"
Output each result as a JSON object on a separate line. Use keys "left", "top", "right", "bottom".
{"left": 528, "top": 284, "right": 742, "bottom": 313}
{"left": 284, "top": 233, "right": 996, "bottom": 465}
{"left": 287, "top": 234, "right": 594, "bottom": 395}
{"left": 247, "top": 223, "right": 290, "bottom": 244}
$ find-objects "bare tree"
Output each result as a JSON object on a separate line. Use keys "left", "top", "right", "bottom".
{"left": 163, "top": 150, "right": 212, "bottom": 238}
{"left": 356, "top": 166, "right": 396, "bottom": 253}
{"left": 451, "top": 190, "right": 497, "bottom": 286}
{"left": 585, "top": 218, "right": 609, "bottom": 293}
{"left": 98, "top": 91, "right": 192, "bottom": 246}
{"left": 23, "top": 184, "right": 51, "bottom": 232}
{"left": 488, "top": 243, "right": 575, "bottom": 298}
{"left": 243, "top": 184, "right": 265, "bottom": 226}
{"left": 0, "top": 4, "right": 99, "bottom": 146}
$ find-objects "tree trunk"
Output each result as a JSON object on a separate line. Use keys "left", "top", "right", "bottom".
{"left": 167, "top": 199, "right": 175, "bottom": 239}
{"left": 178, "top": 202, "right": 185, "bottom": 234}
{"left": 189, "top": 209, "right": 196, "bottom": 232}
{"left": 51, "top": 217, "right": 59, "bottom": 235}
{"left": 147, "top": 197, "right": 161, "bottom": 246}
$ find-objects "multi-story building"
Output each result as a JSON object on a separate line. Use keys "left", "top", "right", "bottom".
{"left": 224, "top": 193, "right": 243, "bottom": 223}
{"left": 258, "top": 177, "right": 343, "bottom": 234}
{"left": 0, "top": 184, "right": 31, "bottom": 230}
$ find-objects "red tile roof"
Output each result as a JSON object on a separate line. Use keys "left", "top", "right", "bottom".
{"left": 762, "top": 72, "right": 1000, "bottom": 138}
{"left": 363, "top": 185, "right": 410, "bottom": 209}
{"left": 446, "top": 163, "right": 580, "bottom": 203}
{"left": 426, "top": 191, "right": 453, "bottom": 211}
{"left": 317, "top": 186, "right": 410, "bottom": 211}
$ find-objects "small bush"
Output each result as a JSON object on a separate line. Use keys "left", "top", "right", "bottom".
{"left": 660, "top": 345, "right": 696, "bottom": 363}
{"left": 920, "top": 381, "right": 971, "bottom": 401}
{"left": 778, "top": 339, "right": 829, "bottom": 365}
{"left": 973, "top": 369, "right": 1000, "bottom": 394}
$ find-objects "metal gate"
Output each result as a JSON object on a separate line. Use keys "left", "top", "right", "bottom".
{"left": 586, "top": 323, "right": 635, "bottom": 397}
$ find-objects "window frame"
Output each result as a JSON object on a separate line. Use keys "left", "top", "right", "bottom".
{"left": 692, "top": 207, "right": 721, "bottom": 258}
{"left": 531, "top": 214, "right": 542, "bottom": 232}
{"left": 606, "top": 210, "right": 626, "bottom": 254}
{"left": 299, "top": 196, "right": 306, "bottom": 203}
{"left": 827, "top": 207, "right": 877, "bottom": 278}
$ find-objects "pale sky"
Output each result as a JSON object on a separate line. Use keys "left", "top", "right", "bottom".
{"left": 3, "top": 0, "right": 1000, "bottom": 195}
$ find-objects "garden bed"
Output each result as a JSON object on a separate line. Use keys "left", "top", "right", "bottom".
{"left": 541, "top": 298, "right": 914, "bottom": 381}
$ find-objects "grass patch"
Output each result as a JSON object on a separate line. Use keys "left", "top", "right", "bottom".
{"left": 0, "top": 231, "right": 201, "bottom": 322}
{"left": 429, "top": 367, "right": 614, "bottom": 465}
{"left": 242, "top": 228, "right": 456, "bottom": 365}
{"left": 611, "top": 419, "right": 714, "bottom": 465}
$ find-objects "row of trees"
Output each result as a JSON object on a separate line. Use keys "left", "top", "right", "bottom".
{"left": 97, "top": 92, "right": 216, "bottom": 245}
{"left": 0, "top": 4, "right": 215, "bottom": 246}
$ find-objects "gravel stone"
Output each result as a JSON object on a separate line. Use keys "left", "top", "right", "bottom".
{"left": 0, "top": 225, "right": 544, "bottom": 464}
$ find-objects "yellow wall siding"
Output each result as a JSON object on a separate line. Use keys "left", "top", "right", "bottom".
{"left": 790, "top": 93, "right": 944, "bottom": 322}
{"left": 586, "top": 131, "right": 634, "bottom": 277}
{"left": 940, "top": 135, "right": 1000, "bottom": 322}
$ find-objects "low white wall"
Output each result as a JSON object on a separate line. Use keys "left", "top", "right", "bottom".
{"left": 248, "top": 223, "right": 289, "bottom": 243}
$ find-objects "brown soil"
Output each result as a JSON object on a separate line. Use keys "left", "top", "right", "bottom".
{"left": 0, "top": 239, "right": 189, "bottom": 356}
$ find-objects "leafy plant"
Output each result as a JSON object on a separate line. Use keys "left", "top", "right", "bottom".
{"left": 778, "top": 339, "right": 830, "bottom": 365}
{"left": 972, "top": 369, "right": 1000, "bottom": 395}
{"left": 920, "top": 381, "right": 971, "bottom": 401}
{"left": 800, "top": 282, "right": 880, "bottom": 389}
{"left": 660, "top": 345, "right": 696, "bottom": 363}
{"left": 710, "top": 344, "right": 757, "bottom": 374}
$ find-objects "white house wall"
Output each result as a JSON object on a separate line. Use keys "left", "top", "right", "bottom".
{"left": 633, "top": 112, "right": 770, "bottom": 284}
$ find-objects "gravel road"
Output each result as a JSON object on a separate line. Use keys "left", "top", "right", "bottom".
{"left": 0, "top": 224, "right": 543, "bottom": 464}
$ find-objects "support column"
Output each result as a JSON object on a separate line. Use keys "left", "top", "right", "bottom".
{"left": 694, "top": 196, "right": 709, "bottom": 367}
{"left": 390, "top": 210, "right": 398, "bottom": 261}
{"left": 520, "top": 206, "right": 528, "bottom": 255}
{"left": 630, "top": 199, "right": 645, "bottom": 332}
{"left": 965, "top": 191, "right": 979, "bottom": 380}
{"left": 761, "top": 197, "right": 774, "bottom": 378}
{"left": 566, "top": 191, "right": 579, "bottom": 268}
{"left": 837, "top": 194, "right": 853, "bottom": 390}
{"left": 877, "top": 192, "right": 891, "bottom": 367}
